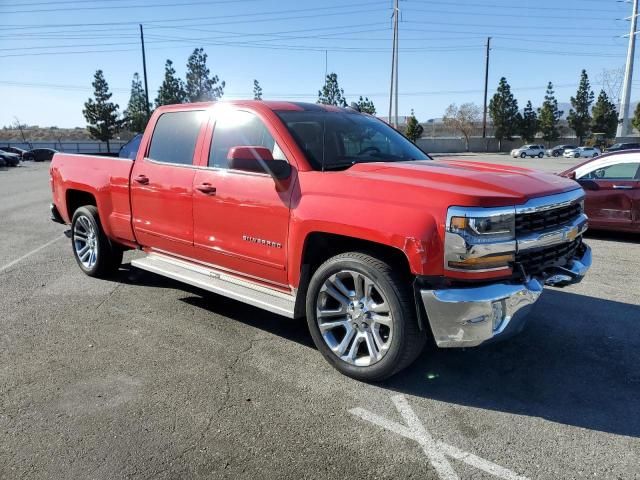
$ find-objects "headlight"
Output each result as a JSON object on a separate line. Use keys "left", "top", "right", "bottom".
{"left": 448, "top": 212, "right": 515, "bottom": 243}
{"left": 445, "top": 206, "right": 516, "bottom": 272}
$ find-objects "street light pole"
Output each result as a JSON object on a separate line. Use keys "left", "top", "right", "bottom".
{"left": 617, "top": 0, "right": 638, "bottom": 138}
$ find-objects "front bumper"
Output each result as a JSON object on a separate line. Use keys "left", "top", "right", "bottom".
{"left": 420, "top": 243, "right": 592, "bottom": 348}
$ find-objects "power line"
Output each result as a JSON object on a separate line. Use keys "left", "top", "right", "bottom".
{"left": 0, "top": 1, "right": 389, "bottom": 30}
{"left": 0, "top": 0, "right": 267, "bottom": 14}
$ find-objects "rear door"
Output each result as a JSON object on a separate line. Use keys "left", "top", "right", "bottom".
{"left": 130, "top": 109, "right": 207, "bottom": 257}
{"left": 580, "top": 161, "right": 640, "bottom": 230}
{"left": 191, "top": 107, "right": 296, "bottom": 286}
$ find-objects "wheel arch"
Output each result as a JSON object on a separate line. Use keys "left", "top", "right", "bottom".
{"left": 292, "top": 231, "right": 414, "bottom": 319}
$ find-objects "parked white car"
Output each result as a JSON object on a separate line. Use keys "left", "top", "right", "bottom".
{"left": 511, "top": 144, "right": 545, "bottom": 158}
{"left": 563, "top": 146, "right": 601, "bottom": 158}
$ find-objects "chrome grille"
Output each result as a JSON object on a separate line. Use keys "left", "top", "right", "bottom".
{"left": 515, "top": 203, "right": 582, "bottom": 235}
{"left": 515, "top": 239, "right": 581, "bottom": 275}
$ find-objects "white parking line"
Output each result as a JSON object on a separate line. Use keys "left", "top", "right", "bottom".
{"left": 0, "top": 234, "right": 66, "bottom": 273}
{"left": 349, "top": 394, "right": 529, "bottom": 480}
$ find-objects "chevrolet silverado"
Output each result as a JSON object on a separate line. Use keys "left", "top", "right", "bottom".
{"left": 49, "top": 101, "right": 592, "bottom": 381}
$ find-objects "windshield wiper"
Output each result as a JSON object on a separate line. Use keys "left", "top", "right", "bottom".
{"left": 322, "top": 161, "right": 356, "bottom": 171}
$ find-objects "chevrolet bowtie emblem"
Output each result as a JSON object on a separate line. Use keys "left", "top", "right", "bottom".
{"left": 565, "top": 226, "right": 579, "bottom": 242}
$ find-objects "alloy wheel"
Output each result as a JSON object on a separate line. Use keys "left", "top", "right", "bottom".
{"left": 73, "top": 215, "right": 98, "bottom": 269}
{"left": 316, "top": 270, "right": 393, "bottom": 367}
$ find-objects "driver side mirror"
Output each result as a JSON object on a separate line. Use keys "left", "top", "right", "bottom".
{"left": 578, "top": 179, "right": 599, "bottom": 191}
{"left": 227, "top": 146, "right": 291, "bottom": 180}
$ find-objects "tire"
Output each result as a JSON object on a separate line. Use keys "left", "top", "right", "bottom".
{"left": 71, "top": 206, "right": 123, "bottom": 278}
{"left": 574, "top": 153, "right": 580, "bottom": 158}
{"left": 520, "top": 152, "right": 526, "bottom": 158}
{"left": 592, "top": 153, "right": 598, "bottom": 157}
{"left": 305, "top": 251, "right": 426, "bottom": 382}
{"left": 538, "top": 152, "right": 544, "bottom": 158}
{"left": 553, "top": 151, "right": 560, "bottom": 157}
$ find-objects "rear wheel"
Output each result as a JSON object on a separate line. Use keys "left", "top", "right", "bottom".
{"left": 71, "top": 206, "right": 122, "bottom": 278}
{"left": 574, "top": 153, "right": 580, "bottom": 158}
{"left": 306, "top": 251, "right": 426, "bottom": 382}
{"left": 553, "top": 151, "right": 560, "bottom": 157}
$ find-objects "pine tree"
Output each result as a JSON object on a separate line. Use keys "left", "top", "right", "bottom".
{"left": 155, "top": 60, "right": 186, "bottom": 107}
{"left": 538, "top": 82, "right": 563, "bottom": 143}
{"left": 82, "top": 69, "right": 123, "bottom": 153}
{"left": 489, "top": 77, "right": 519, "bottom": 150}
{"left": 518, "top": 100, "right": 538, "bottom": 142}
{"left": 591, "top": 90, "right": 618, "bottom": 139}
{"left": 123, "top": 72, "right": 150, "bottom": 133}
{"left": 185, "top": 48, "right": 224, "bottom": 102}
{"left": 253, "top": 79, "right": 263, "bottom": 100}
{"left": 356, "top": 96, "right": 376, "bottom": 114}
{"left": 567, "top": 69, "right": 594, "bottom": 144}
{"left": 405, "top": 109, "right": 424, "bottom": 142}
{"left": 317, "top": 72, "right": 347, "bottom": 107}
{"left": 632, "top": 102, "right": 640, "bottom": 133}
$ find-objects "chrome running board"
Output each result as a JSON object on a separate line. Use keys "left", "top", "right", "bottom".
{"left": 131, "top": 252, "right": 296, "bottom": 318}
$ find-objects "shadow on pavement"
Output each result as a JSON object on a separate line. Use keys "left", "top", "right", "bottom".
{"left": 385, "top": 289, "right": 640, "bottom": 438}
{"left": 585, "top": 230, "right": 640, "bottom": 244}
{"left": 117, "top": 265, "right": 640, "bottom": 437}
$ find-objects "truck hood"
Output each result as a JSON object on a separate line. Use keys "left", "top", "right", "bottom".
{"left": 343, "top": 159, "right": 580, "bottom": 207}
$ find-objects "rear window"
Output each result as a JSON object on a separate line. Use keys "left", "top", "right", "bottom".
{"left": 147, "top": 111, "right": 203, "bottom": 165}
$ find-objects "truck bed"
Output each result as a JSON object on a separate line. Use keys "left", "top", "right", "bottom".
{"left": 50, "top": 153, "right": 137, "bottom": 246}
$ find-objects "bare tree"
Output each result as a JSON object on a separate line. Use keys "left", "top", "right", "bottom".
{"left": 442, "top": 103, "right": 481, "bottom": 151}
{"left": 597, "top": 66, "right": 624, "bottom": 110}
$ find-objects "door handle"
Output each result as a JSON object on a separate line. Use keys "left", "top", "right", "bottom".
{"left": 612, "top": 185, "right": 633, "bottom": 190}
{"left": 134, "top": 174, "right": 149, "bottom": 185}
{"left": 196, "top": 183, "right": 217, "bottom": 195}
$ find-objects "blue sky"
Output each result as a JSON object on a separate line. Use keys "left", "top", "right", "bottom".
{"left": 0, "top": 0, "right": 636, "bottom": 127}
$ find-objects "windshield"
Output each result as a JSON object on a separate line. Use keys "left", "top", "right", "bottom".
{"left": 276, "top": 110, "right": 430, "bottom": 170}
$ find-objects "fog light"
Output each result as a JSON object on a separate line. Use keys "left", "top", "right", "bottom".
{"left": 492, "top": 301, "right": 505, "bottom": 331}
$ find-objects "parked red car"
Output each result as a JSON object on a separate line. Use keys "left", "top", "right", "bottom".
{"left": 560, "top": 151, "right": 640, "bottom": 233}
{"left": 50, "top": 101, "right": 592, "bottom": 380}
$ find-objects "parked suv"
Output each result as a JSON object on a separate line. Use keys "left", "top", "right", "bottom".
{"left": 546, "top": 144, "right": 577, "bottom": 157}
{"left": 511, "top": 144, "right": 545, "bottom": 158}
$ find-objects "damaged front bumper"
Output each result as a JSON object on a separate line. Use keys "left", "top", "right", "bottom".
{"left": 420, "top": 243, "right": 592, "bottom": 348}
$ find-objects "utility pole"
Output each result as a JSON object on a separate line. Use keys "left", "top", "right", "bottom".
{"left": 393, "top": 0, "right": 399, "bottom": 128}
{"left": 482, "top": 37, "right": 491, "bottom": 138}
{"left": 617, "top": 0, "right": 638, "bottom": 138}
{"left": 388, "top": 0, "right": 398, "bottom": 127}
{"left": 139, "top": 24, "right": 151, "bottom": 118}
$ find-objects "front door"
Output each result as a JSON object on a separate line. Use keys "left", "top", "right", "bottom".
{"left": 192, "top": 108, "right": 295, "bottom": 287}
{"left": 130, "top": 109, "right": 206, "bottom": 257}
{"left": 580, "top": 161, "right": 640, "bottom": 230}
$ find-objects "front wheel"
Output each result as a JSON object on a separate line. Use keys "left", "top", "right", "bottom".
{"left": 574, "top": 153, "right": 580, "bottom": 158}
{"left": 305, "top": 252, "right": 426, "bottom": 381}
{"left": 71, "top": 206, "right": 123, "bottom": 278}
{"left": 520, "top": 152, "right": 526, "bottom": 158}
{"left": 592, "top": 153, "right": 599, "bottom": 157}
{"left": 538, "top": 152, "right": 544, "bottom": 158}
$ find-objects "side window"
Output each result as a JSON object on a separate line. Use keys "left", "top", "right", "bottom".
{"left": 147, "top": 111, "right": 203, "bottom": 165}
{"left": 584, "top": 162, "right": 640, "bottom": 180}
{"left": 209, "top": 110, "right": 286, "bottom": 169}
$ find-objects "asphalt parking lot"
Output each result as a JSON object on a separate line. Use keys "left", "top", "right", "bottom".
{"left": 1, "top": 159, "right": 639, "bottom": 480}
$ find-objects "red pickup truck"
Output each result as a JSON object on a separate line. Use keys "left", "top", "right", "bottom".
{"left": 50, "top": 101, "right": 591, "bottom": 380}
